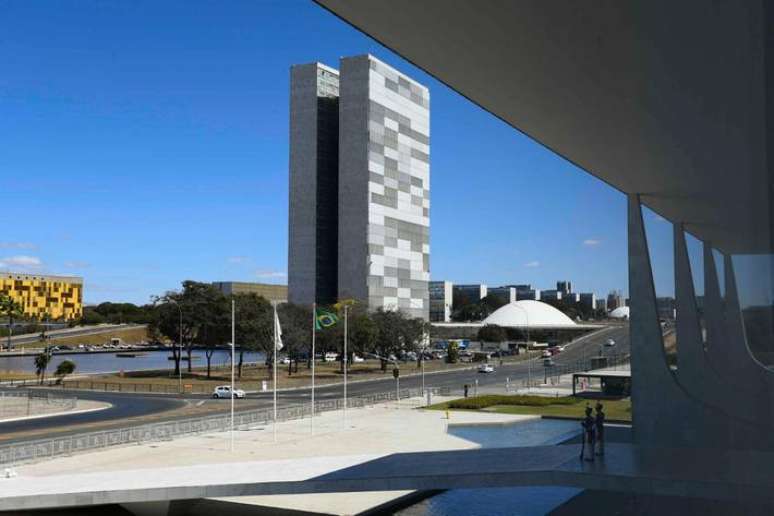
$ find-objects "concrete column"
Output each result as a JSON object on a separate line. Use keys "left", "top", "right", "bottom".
{"left": 673, "top": 223, "right": 705, "bottom": 388}
{"left": 703, "top": 243, "right": 729, "bottom": 373}
{"left": 628, "top": 194, "right": 694, "bottom": 447}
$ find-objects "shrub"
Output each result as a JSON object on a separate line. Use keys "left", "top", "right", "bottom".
{"left": 447, "top": 394, "right": 581, "bottom": 410}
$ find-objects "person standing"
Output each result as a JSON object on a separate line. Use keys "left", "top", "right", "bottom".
{"left": 581, "top": 405, "right": 596, "bottom": 461}
{"left": 595, "top": 402, "right": 606, "bottom": 456}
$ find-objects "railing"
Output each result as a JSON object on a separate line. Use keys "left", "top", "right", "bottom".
{"left": 516, "top": 353, "right": 630, "bottom": 388}
{"left": 0, "top": 391, "right": 77, "bottom": 420}
{"left": 0, "top": 386, "right": 450, "bottom": 468}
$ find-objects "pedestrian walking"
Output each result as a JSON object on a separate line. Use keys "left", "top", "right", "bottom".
{"left": 595, "top": 402, "right": 606, "bottom": 456}
{"left": 463, "top": 384, "right": 469, "bottom": 398}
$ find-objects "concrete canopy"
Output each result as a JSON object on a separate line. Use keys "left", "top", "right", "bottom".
{"left": 316, "top": 0, "right": 773, "bottom": 254}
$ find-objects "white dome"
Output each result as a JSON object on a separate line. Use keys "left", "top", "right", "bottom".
{"left": 609, "top": 306, "right": 630, "bottom": 319}
{"left": 482, "top": 300, "right": 577, "bottom": 328}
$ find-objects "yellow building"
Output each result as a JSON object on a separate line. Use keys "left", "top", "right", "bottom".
{"left": 0, "top": 272, "right": 83, "bottom": 321}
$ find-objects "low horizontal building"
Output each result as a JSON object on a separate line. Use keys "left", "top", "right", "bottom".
{"left": 0, "top": 272, "right": 83, "bottom": 321}
{"left": 212, "top": 282, "right": 288, "bottom": 303}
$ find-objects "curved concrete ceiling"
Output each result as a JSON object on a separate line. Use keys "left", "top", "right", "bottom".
{"left": 316, "top": 0, "right": 772, "bottom": 254}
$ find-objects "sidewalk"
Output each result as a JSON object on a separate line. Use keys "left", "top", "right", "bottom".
{"left": 8, "top": 396, "right": 536, "bottom": 515}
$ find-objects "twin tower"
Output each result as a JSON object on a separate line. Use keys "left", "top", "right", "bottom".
{"left": 288, "top": 55, "right": 430, "bottom": 320}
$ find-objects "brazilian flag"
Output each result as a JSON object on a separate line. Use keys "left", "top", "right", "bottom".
{"left": 315, "top": 308, "right": 339, "bottom": 330}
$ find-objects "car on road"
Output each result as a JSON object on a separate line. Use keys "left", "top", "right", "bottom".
{"left": 212, "top": 385, "right": 246, "bottom": 399}
{"left": 478, "top": 364, "right": 495, "bottom": 373}
{"left": 605, "top": 338, "right": 616, "bottom": 347}
{"left": 541, "top": 350, "right": 552, "bottom": 358}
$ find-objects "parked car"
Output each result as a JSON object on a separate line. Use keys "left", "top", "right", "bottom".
{"left": 478, "top": 364, "right": 495, "bottom": 373}
{"left": 279, "top": 357, "right": 291, "bottom": 365}
{"left": 605, "top": 338, "right": 616, "bottom": 347}
{"left": 352, "top": 355, "right": 365, "bottom": 363}
{"left": 212, "top": 386, "right": 246, "bottom": 399}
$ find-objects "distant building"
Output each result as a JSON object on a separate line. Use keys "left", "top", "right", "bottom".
{"left": 429, "top": 281, "right": 453, "bottom": 322}
{"left": 557, "top": 281, "right": 573, "bottom": 295}
{"left": 288, "top": 54, "right": 431, "bottom": 319}
{"left": 453, "top": 284, "right": 487, "bottom": 307}
{"left": 579, "top": 292, "right": 597, "bottom": 311}
{"left": 542, "top": 289, "right": 562, "bottom": 302}
{"left": 607, "top": 290, "right": 624, "bottom": 311}
{"left": 505, "top": 284, "right": 541, "bottom": 301}
{"left": 488, "top": 286, "right": 516, "bottom": 304}
{"left": 564, "top": 292, "right": 580, "bottom": 304}
{"left": 656, "top": 297, "right": 676, "bottom": 320}
{"left": 212, "top": 282, "right": 288, "bottom": 303}
{"left": 0, "top": 272, "right": 83, "bottom": 321}
{"left": 596, "top": 297, "right": 607, "bottom": 312}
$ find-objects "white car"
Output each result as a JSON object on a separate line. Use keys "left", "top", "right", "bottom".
{"left": 352, "top": 355, "right": 365, "bottom": 363}
{"left": 541, "top": 350, "right": 552, "bottom": 358}
{"left": 478, "top": 364, "right": 495, "bottom": 373}
{"left": 212, "top": 386, "right": 246, "bottom": 399}
{"left": 279, "top": 357, "right": 291, "bottom": 365}
{"left": 605, "top": 338, "right": 616, "bottom": 347}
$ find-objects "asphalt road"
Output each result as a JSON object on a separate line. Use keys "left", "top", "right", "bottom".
{"left": 0, "top": 325, "right": 629, "bottom": 443}
{"left": 4, "top": 324, "right": 143, "bottom": 346}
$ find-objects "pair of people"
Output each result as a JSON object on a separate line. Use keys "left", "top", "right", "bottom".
{"left": 580, "top": 402, "right": 605, "bottom": 461}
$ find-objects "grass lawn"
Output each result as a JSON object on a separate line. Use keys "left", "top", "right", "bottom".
{"left": 428, "top": 394, "right": 631, "bottom": 422}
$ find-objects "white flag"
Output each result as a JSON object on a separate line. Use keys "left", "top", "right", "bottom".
{"left": 274, "top": 309, "right": 284, "bottom": 351}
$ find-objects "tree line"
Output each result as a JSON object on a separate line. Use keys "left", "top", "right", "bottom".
{"left": 149, "top": 281, "right": 430, "bottom": 379}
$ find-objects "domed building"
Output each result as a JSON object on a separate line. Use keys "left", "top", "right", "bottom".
{"left": 609, "top": 306, "right": 630, "bottom": 320}
{"left": 482, "top": 300, "right": 578, "bottom": 329}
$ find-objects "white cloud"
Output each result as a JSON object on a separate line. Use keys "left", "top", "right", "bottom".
{"left": 583, "top": 239, "right": 601, "bottom": 247}
{"left": 64, "top": 260, "right": 90, "bottom": 269}
{"left": 255, "top": 270, "right": 287, "bottom": 279}
{"left": 0, "top": 255, "right": 43, "bottom": 270}
{"left": 524, "top": 260, "right": 540, "bottom": 268}
{"left": 227, "top": 256, "right": 250, "bottom": 264}
{"left": 0, "top": 242, "right": 37, "bottom": 250}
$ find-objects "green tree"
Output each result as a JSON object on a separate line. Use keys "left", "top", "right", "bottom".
{"left": 477, "top": 324, "right": 507, "bottom": 343}
{"left": 232, "top": 293, "right": 273, "bottom": 378}
{"left": 0, "top": 294, "right": 24, "bottom": 351}
{"left": 277, "top": 303, "right": 312, "bottom": 375}
{"left": 371, "top": 308, "right": 405, "bottom": 371}
{"left": 348, "top": 311, "right": 377, "bottom": 361}
{"left": 54, "top": 359, "right": 76, "bottom": 383}
{"left": 446, "top": 341, "right": 460, "bottom": 364}
{"left": 35, "top": 350, "right": 52, "bottom": 384}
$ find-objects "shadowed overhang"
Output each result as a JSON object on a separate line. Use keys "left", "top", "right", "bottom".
{"left": 316, "top": 0, "right": 773, "bottom": 255}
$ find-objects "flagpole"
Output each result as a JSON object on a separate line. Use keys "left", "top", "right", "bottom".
{"left": 273, "top": 303, "right": 278, "bottom": 442}
{"left": 230, "top": 298, "right": 235, "bottom": 453}
{"left": 311, "top": 302, "right": 316, "bottom": 434}
{"left": 343, "top": 304, "right": 348, "bottom": 425}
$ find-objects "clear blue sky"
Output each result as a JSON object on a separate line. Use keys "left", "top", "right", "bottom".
{"left": 0, "top": 0, "right": 646, "bottom": 306}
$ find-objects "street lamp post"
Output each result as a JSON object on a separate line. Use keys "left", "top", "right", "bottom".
{"left": 367, "top": 352, "right": 400, "bottom": 405}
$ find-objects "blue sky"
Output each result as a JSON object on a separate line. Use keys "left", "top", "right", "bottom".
{"left": 0, "top": 0, "right": 641, "bottom": 306}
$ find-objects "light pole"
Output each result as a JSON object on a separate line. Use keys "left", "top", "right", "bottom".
{"left": 367, "top": 352, "right": 400, "bottom": 404}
